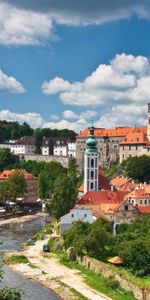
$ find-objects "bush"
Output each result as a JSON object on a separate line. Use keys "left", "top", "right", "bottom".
{"left": 0, "top": 287, "right": 22, "bottom": 300}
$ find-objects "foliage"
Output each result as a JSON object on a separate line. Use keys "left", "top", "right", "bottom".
{"left": 0, "top": 120, "right": 76, "bottom": 143}
{"left": 0, "top": 171, "right": 27, "bottom": 204}
{"left": 106, "top": 155, "right": 150, "bottom": 183}
{"left": 48, "top": 174, "right": 77, "bottom": 219}
{"left": 0, "top": 287, "right": 22, "bottom": 300}
{"left": 6, "top": 255, "right": 29, "bottom": 264}
{"left": 64, "top": 219, "right": 114, "bottom": 259}
{"left": 0, "top": 149, "right": 18, "bottom": 171}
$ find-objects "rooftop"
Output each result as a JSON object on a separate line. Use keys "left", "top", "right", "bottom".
{"left": 77, "top": 126, "right": 147, "bottom": 139}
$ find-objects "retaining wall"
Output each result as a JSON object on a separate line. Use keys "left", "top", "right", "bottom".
{"left": 77, "top": 256, "right": 150, "bottom": 300}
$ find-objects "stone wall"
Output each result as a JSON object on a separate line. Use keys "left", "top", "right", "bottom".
{"left": 19, "top": 154, "right": 69, "bottom": 168}
{"left": 77, "top": 256, "right": 150, "bottom": 300}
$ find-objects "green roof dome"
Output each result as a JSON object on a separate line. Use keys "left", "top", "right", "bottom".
{"left": 85, "top": 126, "right": 98, "bottom": 153}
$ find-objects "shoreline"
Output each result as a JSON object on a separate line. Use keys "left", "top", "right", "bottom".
{"left": 5, "top": 239, "right": 111, "bottom": 300}
{"left": 0, "top": 212, "right": 48, "bottom": 227}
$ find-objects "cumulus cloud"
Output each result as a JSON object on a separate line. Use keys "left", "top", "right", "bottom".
{"left": 2, "top": 0, "right": 150, "bottom": 25}
{"left": 0, "top": 3, "right": 57, "bottom": 46}
{"left": 0, "top": 70, "right": 25, "bottom": 93}
{"left": 43, "top": 118, "right": 87, "bottom": 132}
{"left": 1, "top": 1, "right": 150, "bottom": 46}
{"left": 42, "top": 53, "right": 150, "bottom": 107}
{"left": 63, "top": 110, "right": 98, "bottom": 120}
{"left": 0, "top": 110, "right": 43, "bottom": 128}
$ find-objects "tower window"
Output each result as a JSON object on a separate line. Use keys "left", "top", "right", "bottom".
{"left": 90, "top": 182, "right": 94, "bottom": 189}
{"left": 91, "top": 170, "right": 94, "bottom": 178}
{"left": 91, "top": 159, "right": 94, "bottom": 167}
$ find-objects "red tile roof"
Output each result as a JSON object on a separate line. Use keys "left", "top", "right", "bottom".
{"left": 120, "top": 129, "right": 149, "bottom": 145}
{"left": 135, "top": 206, "right": 150, "bottom": 214}
{"left": 0, "top": 170, "right": 36, "bottom": 180}
{"left": 125, "top": 188, "right": 148, "bottom": 200}
{"left": 111, "top": 177, "right": 132, "bottom": 188}
{"left": 78, "top": 190, "right": 128, "bottom": 205}
{"left": 77, "top": 127, "right": 147, "bottom": 139}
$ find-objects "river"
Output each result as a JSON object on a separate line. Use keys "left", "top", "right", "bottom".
{"left": 0, "top": 217, "right": 60, "bottom": 300}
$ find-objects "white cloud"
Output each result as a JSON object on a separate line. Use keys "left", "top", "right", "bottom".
{"left": 43, "top": 119, "right": 87, "bottom": 132}
{"left": 0, "top": 3, "right": 57, "bottom": 46}
{"left": 0, "top": 70, "right": 25, "bottom": 93}
{"left": 42, "top": 53, "right": 150, "bottom": 108}
{"left": 42, "top": 77, "right": 70, "bottom": 95}
{"left": 63, "top": 110, "right": 98, "bottom": 120}
{"left": 0, "top": 110, "right": 43, "bottom": 128}
{"left": 1, "top": 1, "right": 150, "bottom": 46}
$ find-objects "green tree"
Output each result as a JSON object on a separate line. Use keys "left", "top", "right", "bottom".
{"left": 7, "top": 171, "right": 27, "bottom": 202}
{"left": 48, "top": 174, "right": 77, "bottom": 219}
{"left": 0, "top": 149, "right": 17, "bottom": 171}
{"left": 0, "top": 287, "right": 22, "bottom": 300}
{"left": 118, "top": 239, "right": 150, "bottom": 276}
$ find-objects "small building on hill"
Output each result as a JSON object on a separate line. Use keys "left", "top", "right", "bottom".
{"left": 59, "top": 208, "right": 95, "bottom": 234}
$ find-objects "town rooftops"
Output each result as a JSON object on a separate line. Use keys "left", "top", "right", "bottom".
{"left": 120, "top": 130, "right": 149, "bottom": 145}
{"left": 13, "top": 136, "right": 36, "bottom": 145}
{"left": 77, "top": 126, "right": 147, "bottom": 139}
{"left": 125, "top": 188, "right": 149, "bottom": 200}
{"left": 0, "top": 169, "right": 36, "bottom": 180}
{"left": 78, "top": 190, "right": 128, "bottom": 205}
{"left": 135, "top": 206, "right": 150, "bottom": 214}
{"left": 111, "top": 177, "right": 132, "bottom": 189}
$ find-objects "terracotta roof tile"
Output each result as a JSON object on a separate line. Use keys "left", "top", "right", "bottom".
{"left": 111, "top": 177, "right": 132, "bottom": 188}
{"left": 0, "top": 169, "right": 36, "bottom": 180}
{"left": 77, "top": 127, "right": 147, "bottom": 139}
{"left": 134, "top": 206, "right": 150, "bottom": 214}
{"left": 78, "top": 190, "right": 128, "bottom": 205}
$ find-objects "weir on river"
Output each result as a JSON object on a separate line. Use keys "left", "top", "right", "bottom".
{"left": 0, "top": 217, "right": 60, "bottom": 300}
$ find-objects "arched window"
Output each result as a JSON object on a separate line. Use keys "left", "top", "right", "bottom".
{"left": 90, "top": 182, "right": 94, "bottom": 189}
{"left": 91, "top": 159, "right": 94, "bottom": 167}
{"left": 91, "top": 170, "right": 94, "bottom": 178}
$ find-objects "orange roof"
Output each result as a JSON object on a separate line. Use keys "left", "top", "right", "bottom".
{"left": 120, "top": 129, "right": 149, "bottom": 145}
{"left": 111, "top": 177, "right": 132, "bottom": 188}
{"left": 0, "top": 169, "right": 36, "bottom": 180}
{"left": 108, "top": 256, "right": 123, "bottom": 265}
{"left": 119, "top": 181, "right": 137, "bottom": 192}
{"left": 135, "top": 206, "right": 150, "bottom": 214}
{"left": 125, "top": 188, "right": 148, "bottom": 200}
{"left": 78, "top": 191, "right": 128, "bottom": 205}
{"left": 78, "top": 184, "right": 84, "bottom": 192}
{"left": 77, "top": 126, "right": 147, "bottom": 139}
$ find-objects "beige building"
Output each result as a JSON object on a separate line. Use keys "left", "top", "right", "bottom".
{"left": 76, "top": 126, "right": 146, "bottom": 172}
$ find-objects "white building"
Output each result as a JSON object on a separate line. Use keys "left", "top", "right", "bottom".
{"left": 10, "top": 136, "right": 36, "bottom": 155}
{"left": 60, "top": 208, "right": 95, "bottom": 234}
{"left": 68, "top": 141, "right": 76, "bottom": 157}
{"left": 53, "top": 139, "right": 68, "bottom": 156}
{"left": 84, "top": 126, "right": 99, "bottom": 194}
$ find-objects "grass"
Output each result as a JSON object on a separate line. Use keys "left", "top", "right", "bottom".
{"left": 59, "top": 253, "right": 136, "bottom": 300}
{"left": 6, "top": 255, "right": 29, "bottom": 264}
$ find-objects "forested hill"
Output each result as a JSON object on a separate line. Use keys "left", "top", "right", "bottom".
{"left": 0, "top": 120, "right": 76, "bottom": 142}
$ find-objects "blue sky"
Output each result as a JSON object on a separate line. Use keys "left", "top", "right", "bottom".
{"left": 1, "top": 1, "right": 150, "bottom": 132}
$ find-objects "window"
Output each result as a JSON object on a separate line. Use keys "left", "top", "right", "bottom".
{"left": 129, "top": 146, "right": 131, "bottom": 151}
{"left": 125, "top": 205, "right": 128, "bottom": 211}
{"left": 90, "top": 182, "right": 94, "bottom": 189}
{"left": 84, "top": 214, "right": 87, "bottom": 218}
{"left": 91, "top": 170, "right": 94, "bottom": 178}
{"left": 71, "top": 214, "right": 74, "bottom": 218}
{"left": 91, "top": 159, "right": 94, "bottom": 167}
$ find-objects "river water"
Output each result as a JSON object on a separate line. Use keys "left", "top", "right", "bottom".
{"left": 0, "top": 217, "right": 60, "bottom": 300}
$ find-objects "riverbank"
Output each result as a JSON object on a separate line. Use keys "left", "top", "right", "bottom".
{"left": 5, "top": 239, "right": 112, "bottom": 300}
{"left": 0, "top": 212, "right": 48, "bottom": 227}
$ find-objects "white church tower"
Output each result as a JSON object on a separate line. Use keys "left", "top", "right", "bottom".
{"left": 84, "top": 126, "right": 99, "bottom": 194}
{"left": 147, "top": 103, "right": 150, "bottom": 142}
